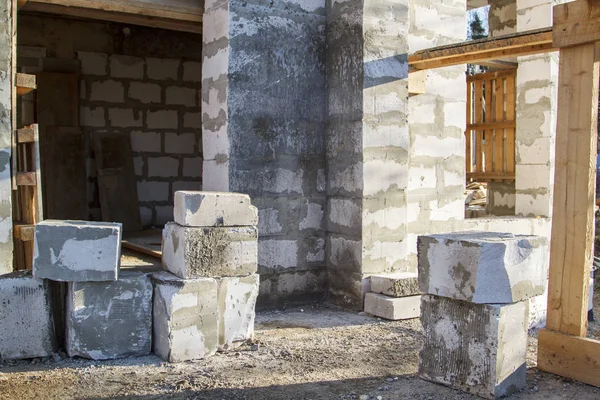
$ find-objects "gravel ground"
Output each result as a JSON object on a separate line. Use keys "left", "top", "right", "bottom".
{"left": 1, "top": 305, "right": 600, "bottom": 400}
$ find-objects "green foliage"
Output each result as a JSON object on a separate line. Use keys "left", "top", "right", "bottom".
{"left": 469, "top": 13, "right": 487, "bottom": 40}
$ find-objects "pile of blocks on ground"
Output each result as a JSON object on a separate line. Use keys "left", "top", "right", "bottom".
{"left": 417, "top": 232, "right": 549, "bottom": 399}
{"left": 157, "top": 191, "right": 259, "bottom": 361}
{"left": 364, "top": 272, "right": 421, "bottom": 320}
{"left": 0, "top": 191, "right": 259, "bottom": 363}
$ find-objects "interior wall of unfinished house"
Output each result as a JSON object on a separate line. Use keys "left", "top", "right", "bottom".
{"left": 17, "top": 14, "right": 203, "bottom": 227}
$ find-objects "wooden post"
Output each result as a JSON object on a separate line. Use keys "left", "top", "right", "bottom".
{"left": 538, "top": 0, "right": 600, "bottom": 387}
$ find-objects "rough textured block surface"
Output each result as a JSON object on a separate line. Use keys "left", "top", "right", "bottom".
{"left": 34, "top": 220, "right": 122, "bottom": 282}
{"left": 364, "top": 293, "right": 421, "bottom": 320}
{"left": 370, "top": 272, "right": 419, "bottom": 297}
{"left": 152, "top": 272, "right": 218, "bottom": 362}
{"left": 419, "top": 295, "right": 527, "bottom": 399}
{"left": 162, "top": 222, "right": 257, "bottom": 278}
{"left": 218, "top": 275, "right": 259, "bottom": 350}
{"left": 0, "top": 272, "right": 56, "bottom": 360}
{"left": 418, "top": 232, "right": 548, "bottom": 303}
{"left": 174, "top": 191, "right": 258, "bottom": 227}
{"left": 66, "top": 271, "right": 152, "bottom": 360}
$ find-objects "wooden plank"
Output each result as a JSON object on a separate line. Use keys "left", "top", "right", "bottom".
{"left": 16, "top": 73, "right": 36, "bottom": 96}
{"left": 122, "top": 240, "right": 161, "bottom": 259}
{"left": 467, "top": 172, "right": 515, "bottom": 180}
{"left": 16, "top": 172, "right": 36, "bottom": 186}
{"left": 553, "top": 0, "right": 600, "bottom": 49}
{"left": 17, "top": 0, "right": 27, "bottom": 9}
{"left": 11, "top": 0, "right": 17, "bottom": 192}
{"left": 13, "top": 223, "right": 34, "bottom": 242}
{"left": 467, "top": 121, "right": 515, "bottom": 130}
{"left": 16, "top": 124, "right": 37, "bottom": 143}
{"left": 466, "top": 69, "right": 518, "bottom": 82}
{"left": 484, "top": 79, "right": 493, "bottom": 173}
{"left": 21, "top": 0, "right": 202, "bottom": 34}
{"left": 93, "top": 132, "right": 142, "bottom": 232}
{"left": 494, "top": 77, "right": 505, "bottom": 173}
{"left": 546, "top": 43, "right": 599, "bottom": 337}
{"left": 409, "top": 28, "right": 554, "bottom": 71}
{"left": 474, "top": 81, "right": 483, "bottom": 173}
{"left": 505, "top": 75, "right": 516, "bottom": 174}
{"left": 538, "top": 329, "right": 600, "bottom": 387}
{"left": 465, "top": 82, "right": 472, "bottom": 175}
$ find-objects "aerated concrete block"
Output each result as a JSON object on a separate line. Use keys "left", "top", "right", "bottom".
{"left": 174, "top": 191, "right": 258, "bottom": 227}
{"left": 0, "top": 272, "right": 56, "bottom": 360}
{"left": 370, "top": 272, "right": 420, "bottom": 297}
{"left": 162, "top": 222, "right": 257, "bottom": 278}
{"left": 418, "top": 232, "right": 548, "bottom": 303}
{"left": 364, "top": 293, "right": 421, "bottom": 320}
{"left": 33, "top": 220, "right": 122, "bottom": 282}
{"left": 152, "top": 272, "right": 218, "bottom": 362}
{"left": 217, "top": 275, "right": 259, "bottom": 350}
{"left": 66, "top": 271, "right": 152, "bottom": 360}
{"left": 419, "top": 294, "right": 528, "bottom": 399}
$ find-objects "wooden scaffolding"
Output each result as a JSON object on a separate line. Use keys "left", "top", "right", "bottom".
{"left": 409, "top": 0, "right": 600, "bottom": 387}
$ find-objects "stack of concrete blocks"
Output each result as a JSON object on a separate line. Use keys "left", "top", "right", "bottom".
{"left": 364, "top": 272, "right": 421, "bottom": 320}
{"left": 157, "top": 191, "right": 259, "bottom": 362}
{"left": 33, "top": 220, "right": 154, "bottom": 360}
{"left": 417, "top": 232, "right": 548, "bottom": 399}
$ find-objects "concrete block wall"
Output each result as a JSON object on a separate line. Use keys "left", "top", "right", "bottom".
{"left": 203, "top": 0, "right": 328, "bottom": 308}
{"left": 18, "top": 15, "right": 203, "bottom": 228}
{"left": 0, "top": 0, "right": 14, "bottom": 275}
{"left": 79, "top": 52, "right": 202, "bottom": 226}
{"left": 406, "top": 0, "right": 467, "bottom": 266}
{"left": 326, "top": 0, "right": 410, "bottom": 310}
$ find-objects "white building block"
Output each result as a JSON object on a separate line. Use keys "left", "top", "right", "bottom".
{"left": 217, "top": 274, "right": 259, "bottom": 350}
{"left": 152, "top": 272, "right": 218, "bottom": 362}
{"left": 364, "top": 293, "right": 420, "bottom": 320}
{"left": 162, "top": 222, "right": 258, "bottom": 278}
{"left": 418, "top": 232, "right": 548, "bottom": 303}
{"left": 370, "top": 272, "right": 419, "bottom": 297}
{"left": 33, "top": 220, "right": 122, "bottom": 282}
{"left": 420, "top": 295, "right": 528, "bottom": 399}
{"left": 66, "top": 271, "right": 153, "bottom": 360}
{"left": 173, "top": 191, "right": 258, "bottom": 227}
{"left": 0, "top": 272, "right": 56, "bottom": 360}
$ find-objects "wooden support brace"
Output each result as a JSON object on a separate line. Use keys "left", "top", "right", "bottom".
{"left": 16, "top": 124, "right": 37, "bottom": 144}
{"left": 553, "top": 0, "right": 600, "bottom": 48}
{"left": 16, "top": 73, "right": 36, "bottom": 96}
{"left": 13, "top": 223, "right": 34, "bottom": 242}
{"left": 16, "top": 172, "right": 37, "bottom": 186}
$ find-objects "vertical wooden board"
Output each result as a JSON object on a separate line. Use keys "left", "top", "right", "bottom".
{"left": 475, "top": 130, "right": 482, "bottom": 173}
{"left": 505, "top": 75, "right": 516, "bottom": 174}
{"left": 546, "top": 44, "right": 599, "bottom": 337}
{"left": 494, "top": 78, "right": 505, "bottom": 173}
{"left": 484, "top": 79, "right": 493, "bottom": 173}
{"left": 466, "top": 82, "right": 472, "bottom": 175}
{"left": 93, "top": 132, "right": 142, "bottom": 232}
{"left": 474, "top": 81, "right": 483, "bottom": 173}
{"left": 43, "top": 127, "right": 87, "bottom": 220}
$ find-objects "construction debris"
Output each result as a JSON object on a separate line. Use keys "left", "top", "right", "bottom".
{"left": 364, "top": 272, "right": 421, "bottom": 320}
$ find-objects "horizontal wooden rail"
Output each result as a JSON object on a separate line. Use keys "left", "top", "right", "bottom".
{"left": 467, "top": 121, "right": 516, "bottom": 130}
{"left": 16, "top": 124, "right": 37, "bottom": 143}
{"left": 16, "top": 73, "right": 36, "bottom": 96}
{"left": 16, "top": 172, "right": 37, "bottom": 186}
{"left": 409, "top": 28, "right": 554, "bottom": 71}
{"left": 13, "top": 222, "right": 34, "bottom": 242}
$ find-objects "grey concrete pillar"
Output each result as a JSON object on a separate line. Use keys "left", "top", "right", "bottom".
{"left": 406, "top": 0, "right": 467, "bottom": 263}
{"left": 326, "top": 0, "right": 409, "bottom": 309}
{"left": 0, "top": 0, "right": 14, "bottom": 274}
{"left": 202, "top": 0, "right": 328, "bottom": 307}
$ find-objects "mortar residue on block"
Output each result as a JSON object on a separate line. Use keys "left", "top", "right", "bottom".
{"left": 370, "top": 272, "right": 419, "bottom": 297}
{"left": 364, "top": 293, "right": 420, "bottom": 320}
{"left": 417, "top": 231, "right": 548, "bottom": 303}
{"left": 162, "top": 222, "right": 257, "bottom": 278}
{"left": 0, "top": 272, "right": 57, "bottom": 360}
{"left": 217, "top": 274, "right": 259, "bottom": 350}
{"left": 65, "top": 271, "right": 152, "bottom": 360}
{"left": 152, "top": 271, "right": 218, "bottom": 362}
{"left": 33, "top": 220, "right": 122, "bottom": 282}
{"left": 419, "top": 294, "right": 527, "bottom": 399}
{"left": 174, "top": 191, "right": 258, "bottom": 227}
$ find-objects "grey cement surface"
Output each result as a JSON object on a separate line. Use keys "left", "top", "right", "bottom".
{"left": 0, "top": 272, "right": 56, "bottom": 360}
{"left": 174, "top": 191, "right": 258, "bottom": 227}
{"left": 152, "top": 271, "right": 219, "bottom": 362}
{"left": 370, "top": 272, "right": 420, "bottom": 297}
{"left": 33, "top": 220, "right": 122, "bottom": 282}
{"left": 419, "top": 294, "right": 528, "bottom": 399}
{"left": 66, "top": 271, "right": 153, "bottom": 360}
{"left": 418, "top": 231, "right": 549, "bottom": 303}
{"left": 217, "top": 274, "right": 259, "bottom": 350}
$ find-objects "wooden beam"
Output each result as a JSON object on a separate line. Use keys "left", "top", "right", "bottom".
{"left": 553, "top": 0, "right": 600, "bottom": 48}
{"left": 16, "top": 124, "right": 37, "bottom": 144}
{"left": 13, "top": 223, "right": 34, "bottom": 242}
{"left": 409, "top": 28, "right": 554, "bottom": 71}
{"left": 538, "top": 329, "right": 600, "bottom": 387}
{"left": 17, "top": 0, "right": 27, "bottom": 9}
{"left": 16, "top": 172, "right": 37, "bottom": 186}
{"left": 121, "top": 240, "right": 161, "bottom": 259}
{"left": 16, "top": 73, "right": 36, "bottom": 96}
{"left": 546, "top": 42, "right": 599, "bottom": 337}
{"left": 21, "top": 0, "right": 202, "bottom": 34}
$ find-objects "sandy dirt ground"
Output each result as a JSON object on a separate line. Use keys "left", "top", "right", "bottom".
{"left": 1, "top": 305, "right": 600, "bottom": 400}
